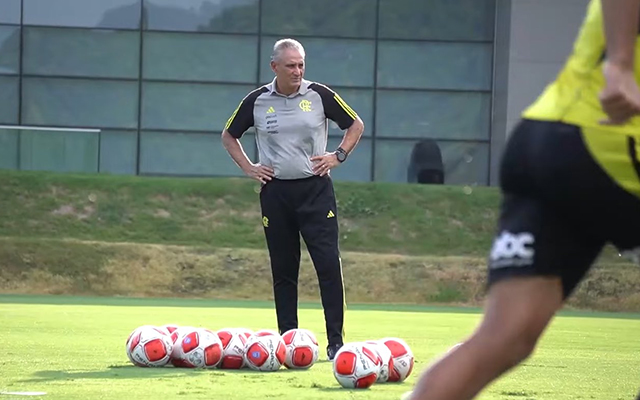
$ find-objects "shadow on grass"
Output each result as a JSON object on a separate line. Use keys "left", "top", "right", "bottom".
{"left": 19, "top": 364, "right": 299, "bottom": 383}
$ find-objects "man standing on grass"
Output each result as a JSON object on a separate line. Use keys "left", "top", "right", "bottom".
{"left": 221, "top": 38, "right": 364, "bottom": 360}
{"left": 406, "top": 0, "right": 640, "bottom": 399}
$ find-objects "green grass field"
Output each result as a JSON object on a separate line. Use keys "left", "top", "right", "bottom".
{"left": 1, "top": 296, "right": 639, "bottom": 400}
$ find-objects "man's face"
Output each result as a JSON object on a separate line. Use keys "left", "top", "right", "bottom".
{"left": 271, "top": 48, "right": 305, "bottom": 89}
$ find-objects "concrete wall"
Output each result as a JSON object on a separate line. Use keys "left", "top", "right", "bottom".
{"left": 490, "top": 0, "right": 589, "bottom": 185}
{"left": 506, "top": 0, "right": 590, "bottom": 133}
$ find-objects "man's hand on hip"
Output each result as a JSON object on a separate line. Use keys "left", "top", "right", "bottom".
{"left": 310, "top": 153, "right": 340, "bottom": 176}
{"left": 243, "top": 163, "right": 275, "bottom": 184}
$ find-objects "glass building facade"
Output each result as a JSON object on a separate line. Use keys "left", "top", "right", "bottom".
{"left": 0, "top": 0, "right": 497, "bottom": 185}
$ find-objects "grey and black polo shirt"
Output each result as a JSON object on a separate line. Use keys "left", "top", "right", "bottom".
{"left": 224, "top": 78, "right": 358, "bottom": 180}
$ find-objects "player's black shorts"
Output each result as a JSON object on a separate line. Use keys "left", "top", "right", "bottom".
{"left": 487, "top": 119, "right": 640, "bottom": 298}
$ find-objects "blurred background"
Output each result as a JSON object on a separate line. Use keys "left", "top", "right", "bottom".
{"left": 0, "top": 0, "right": 588, "bottom": 186}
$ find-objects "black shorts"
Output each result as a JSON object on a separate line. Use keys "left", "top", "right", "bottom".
{"left": 487, "top": 119, "right": 640, "bottom": 298}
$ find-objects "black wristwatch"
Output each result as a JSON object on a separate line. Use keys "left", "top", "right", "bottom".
{"left": 335, "top": 147, "right": 348, "bottom": 163}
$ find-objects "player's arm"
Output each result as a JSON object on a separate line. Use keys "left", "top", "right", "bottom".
{"left": 602, "top": 0, "right": 640, "bottom": 69}
{"left": 308, "top": 83, "right": 364, "bottom": 176}
{"left": 599, "top": 0, "right": 640, "bottom": 124}
{"left": 311, "top": 83, "right": 364, "bottom": 156}
{"left": 221, "top": 93, "right": 274, "bottom": 184}
{"left": 336, "top": 113, "right": 364, "bottom": 157}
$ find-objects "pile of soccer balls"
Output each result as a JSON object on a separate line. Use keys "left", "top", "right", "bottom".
{"left": 332, "top": 338, "right": 414, "bottom": 389}
{"left": 125, "top": 324, "right": 319, "bottom": 371}
{"left": 126, "top": 324, "right": 414, "bottom": 389}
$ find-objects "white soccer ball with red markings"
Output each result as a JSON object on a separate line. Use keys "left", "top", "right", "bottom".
{"left": 380, "top": 337, "right": 414, "bottom": 382}
{"left": 365, "top": 340, "right": 394, "bottom": 382}
{"left": 170, "top": 328, "right": 223, "bottom": 369}
{"left": 216, "top": 328, "right": 250, "bottom": 369}
{"left": 235, "top": 328, "right": 254, "bottom": 339}
{"left": 167, "top": 326, "right": 197, "bottom": 367}
{"left": 160, "top": 324, "right": 179, "bottom": 336}
{"left": 169, "top": 326, "right": 196, "bottom": 344}
{"left": 282, "top": 328, "right": 319, "bottom": 369}
{"left": 243, "top": 333, "right": 287, "bottom": 372}
{"left": 333, "top": 342, "right": 382, "bottom": 389}
{"left": 126, "top": 325, "right": 173, "bottom": 367}
{"left": 252, "top": 329, "right": 279, "bottom": 338}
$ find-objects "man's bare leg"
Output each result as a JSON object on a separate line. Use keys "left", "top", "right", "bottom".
{"left": 408, "top": 276, "right": 564, "bottom": 400}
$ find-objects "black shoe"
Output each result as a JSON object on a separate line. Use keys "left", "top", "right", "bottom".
{"left": 326, "top": 343, "right": 343, "bottom": 361}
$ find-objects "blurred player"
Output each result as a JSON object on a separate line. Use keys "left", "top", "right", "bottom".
{"left": 407, "top": 0, "right": 640, "bottom": 399}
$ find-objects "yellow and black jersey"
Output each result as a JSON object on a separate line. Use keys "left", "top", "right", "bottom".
{"left": 523, "top": 0, "right": 640, "bottom": 134}
{"left": 522, "top": 0, "right": 640, "bottom": 197}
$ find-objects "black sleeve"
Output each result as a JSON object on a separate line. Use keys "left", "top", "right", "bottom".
{"left": 224, "top": 87, "right": 266, "bottom": 138}
{"left": 309, "top": 83, "right": 357, "bottom": 130}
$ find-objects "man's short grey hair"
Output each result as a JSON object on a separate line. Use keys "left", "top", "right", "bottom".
{"left": 271, "top": 38, "right": 305, "bottom": 62}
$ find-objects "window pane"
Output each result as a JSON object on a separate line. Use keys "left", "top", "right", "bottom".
{"left": 379, "top": 0, "right": 495, "bottom": 41}
{"left": 0, "top": 0, "right": 21, "bottom": 24}
{"left": 24, "top": 27, "right": 140, "bottom": 78}
{"left": 328, "top": 88, "right": 372, "bottom": 137}
{"left": 140, "top": 131, "right": 256, "bottom": 176}
{"left": 261, "top": 37, "right": 375, "bottom": 87}
{"left": 328, "top": 137, "right": 371, "bottom": 182}
{"left": 142, "top": 82, "right": 255, "bottom": 131}
{"left": 23, "top": 78, "right": 139, "bottom": 128}
{"left": 143, "top": 33, "right": 257, "bottom": 82}
{"left": 99, "top": 131, "right": 137, "bottom": 175}
{"left": 19, "top": 130, "right": 99, "bottom": 173}
{"left": 0, "top": 76, "right": 19, "bottom": 123}
{"left": 0, "top": 25, "right": 20, "bottom": 74}
{"left": 0, "top": 130, "right": 18, "bottom": 169}
{"left": 374, "top": 139, "right": 489, "bottom": 185}
{"left": 261, "top": 0, "right": 375, "bottom": 38}
{"left": 24, "top": 0, "right": 141, "bottom": 29}
{"left": 378, "top": 42, "right": 493, "bottom": 91}
{"left": 143, "top": 0, "right": 259, "bottom": 33}
{"left": 376, "top": 90, "right": 491, "bottom": 140}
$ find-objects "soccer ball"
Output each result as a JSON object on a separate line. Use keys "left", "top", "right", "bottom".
{"left": 252, "top": 329, "right": 279, "bottom": 337}
{"left": 365, "top": 340, "right": 393, "bottom": 382}
{"left": 216, "top": 328, "right": 250, "bottom": 369}
{"left": 160, "top": 324, "right": 179, "bottom": 336}
{"left": 236, "top": 328, "right": 254, "bottom": 339}
{"left": 333, "top": 342, "right": 382, "bottom": 389}
{"left": 380, "top": 337, "right": 414, "bottom": 382}
{"left": 171, "top": 328, "right": 223, "bottom": 368}
{"left": 169, "top": 326, "right": 196, "bottom": 344}
{"left": 126, "top": 325, "right": 173, "bottom": 367}
{"left": 282, "top": 328, "right": 319, "bottom": 369}
{"left": 243, "top": 333, "right": 286, "bottom": 372}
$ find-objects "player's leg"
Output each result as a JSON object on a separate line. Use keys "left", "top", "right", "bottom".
{"left": 297, "top": 176, "right": 345, "bottom": 356}
{"left": 259, "top": 181, "right": 302, "bottom": 334}
{"left": 409, "top": 275, "right": 563, "bottom": 400}
{"left": 408, "top": 193, "right": 604, "bottom": 400}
